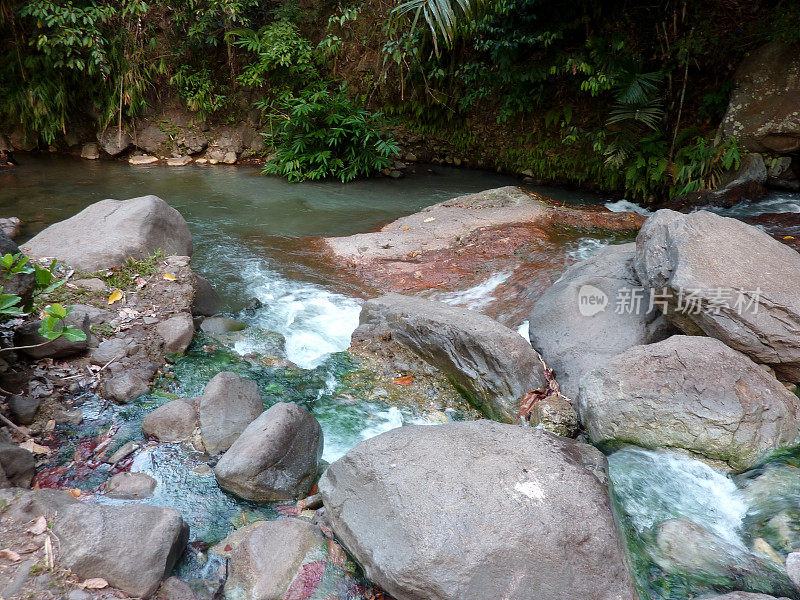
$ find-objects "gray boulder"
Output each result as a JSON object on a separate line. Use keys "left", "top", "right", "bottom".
{"left": 97, "top": 128, "right": 133, "bottom": 156}
{"left": 357, "top": 293, "right": 545, "bottom": 422}
{"left": 105, "top": 472, "right": 157, "bottom": 499}
{"left": 21, "top": 196, "right": 193, "bottom": 272}
{"left": 635, "top": 209, "right": 800, "bottom": 380}
{"left": 225, "top": 519, "right": 326, "bottom": 600}
{"left": 156, "top": 577, "right": 198, "bottom": 600}
{"left": 53, "top": 502, "right": 188, "bottom": 599}
{"left": 529, "top": 243, "right": 676, "bottom": 397}
{"left": 90, "top": 337, "right": 139, "bottom": 365}
{"left": 577, "top": 336, "right": 800, "bottom": 472}
{"left": 319, "top": 422, "right": 636, "bottom": 600}
{"left": 198, "top": 372, "right": 263, "bottom": 455}
{"left": 0, "top": 443, "right": 34, "bottom": 488}
{"left": 101, "top": 361, "right": 158, "bottom": 403}
{"left": 215, "top": 402, "right": 323, "bottom": 502}
{"left": 3, "top": 488, "right": 78, "bottom": 522}
{"left": 156, "top": 312, "right": 195, "bottom": 354}
{"left": 200, "top": 316, "right": 246, "bottom": 335}
{"left": 192, "top": 275, "right": 222, "bottom": 316}
{"left": 7, "top": 395, "right": 41, "bottom": 425}
{"left": 143, "top": 399, "right": 198, "bottom": 442}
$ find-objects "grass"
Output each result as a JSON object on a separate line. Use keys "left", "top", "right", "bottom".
{"left": 93, "top": 250, "right": 166, "bottom": 291}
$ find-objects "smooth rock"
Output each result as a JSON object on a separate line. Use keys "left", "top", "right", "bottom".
{"left": 0, "top": 217, "right": 21, "bottom": 239}
{"left": 53, "top": 502, "right": 188, "bottom": 599}
{"left": 21, "top": 195, "right": 193, "bottom": 272}
{"left": 7, "top": 395, "right": 41, "bottom": 425}
{"left": 4, "top": 488, "right": 78, "bottom": 522}
{"left": 319, "top": 422, "right": 636, "bottom": 600}
{"left": 225, "top": 519, "right": 326, "bottom": 600}
{"left": 529, "top": 243, "right": 676, "bottom": 397}
{"left": 635, "top": 209, "right": 800, "bottom": 380}
{"left": 142, "top": 399, "right": 198, "bottom": 442}
{"left": 786, "top": 551, "right": 800, "bottom": 589}
{"left": 90, "top": 337, "right": 136, "bottom": 365}
{"left": 192, "top": 275, "right": 222, "bottom": 316}
{"left": 357, "top": 293, "right": 545, "bottom": 422}
{"left": 198, "top": 372, "right": 263, "bottom": 455}
{"left": 156, "top": 576, "right": 198, "bottom": 600}
{"left": 156, "top": 313, "right": 194, "bottom": 354}
{"left": 0, "top": 443, "right": 34, "bottom": 488}
{"left": 130, "top": 154, "right": 159, "bottom": 165}
{"left": 81, "top": 142, "right": 100, "bottom": 159}
{"left": 577, "top": 336, "right": 800, "bottom": 472}
{"left": 105, "top": 471, "right": 157, "bottom": 499}
{"left": 166, "top": 156, "right": 192, "bottom": 167}
{"left": 199, "top": 316, "right": 246, "bottom": 335}
{"left": 98, "top": 128, "right": 133, "bottom": 156}
{"left": 215, "top": 402, "right": 323, "bottom": 502}
{"left": 211, "top": 521, "right": 269, "bottom": 559}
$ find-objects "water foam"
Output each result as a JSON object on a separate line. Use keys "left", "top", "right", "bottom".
{"left": 437, "top": 270, "right": 513, "bottom": 310}
{"left": 605, "top": 199, "right": 652, "bottom": 216}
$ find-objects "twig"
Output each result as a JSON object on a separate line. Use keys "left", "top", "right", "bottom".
{"left": 0, "top": 411, "right": 31, "bottom": 439}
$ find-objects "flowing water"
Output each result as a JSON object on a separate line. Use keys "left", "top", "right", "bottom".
{"left": 6, "top": 156, "right": 800, "bottom": 599}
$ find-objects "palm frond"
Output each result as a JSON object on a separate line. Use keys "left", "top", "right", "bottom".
{"left": 393, "top": 0, "right": 486, "bottom": 51}
{"left": 606, "top": 100, "right": 665, "bottom": 131}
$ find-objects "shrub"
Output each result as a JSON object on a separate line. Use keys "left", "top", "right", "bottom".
{"left": 261, "top": 86, "right": 400, "bottom": 182}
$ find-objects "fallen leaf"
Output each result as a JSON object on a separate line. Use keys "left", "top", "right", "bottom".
{"left": 785, "top": 235, "right": 796, "bottom": 240}
{"left": 162, "top": 273, "right": 176, "bottom": 281}
{"left": 401, "top": 226, "right": 410, "bottom": 230}
{"left": 44, "top": 420, "right": 56, "bottom": 432}
{"left": 27, "top": 516, "right": 47, "bottom": 535}
{"left": 392, "top": 375, "right": 413, "bottom": 386}
{"left": 69, "top": 488, "right": 82, "bottom": 498}
{"left": 20, "top": 440, "right": 51, "bottom": 455}
{"left": 0, "top": 549, "right": 21, "bottom": 562}
{"left": 224, "top": 544, "right": 232, "bottom": 552}
{"left": 423, "top": 217, "right": 436, "bottom": 222}
{"left": 81, "top": 578, "right": 108, "bottom": 590}
{"left": 107, "top": 289, "right": 123, "bottom": 305}
{"left": 135, "top": 277, "right": 148, "bottom": 289}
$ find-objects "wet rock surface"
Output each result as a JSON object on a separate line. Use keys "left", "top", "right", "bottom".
{"left": 198, "top": 371, "right": 263, "bottom": 455}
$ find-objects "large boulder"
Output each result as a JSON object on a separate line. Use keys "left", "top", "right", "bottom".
{"left": 722, "top": 41, "right": 800, "bottom": 154}
{"left": 529, "top": 243, "right": 676, "bottom": 397}
{"left": 142, "top": 399, "right": 198, "bottom": 442}
{"left": 198, "top": 372, "right": 263, "bottom": 455}
{"left": 319, "top": 422, "right": 637, "bottom": 600}
{"left": 577, "top": 336, "right": 800, "bottom": 472}
{"left": 225, "top": 519, "right": 326, "bottom": 600}
{"left": 357, "top": 294, "right": 545, "bottom": 422}
{"left": 21, "top": 196, "right": 193, "bottom": 272}
{"left": 635, "top": 209, "right": 800, "bottom": 381}
{"left": 97, "top": 128, "right": 133, "bottom": 156}
{"left": 215, "top": 402, "right": 322, "bottom": 502}
{"left": 53, "top": 502, "right": 189, "bottom": 598}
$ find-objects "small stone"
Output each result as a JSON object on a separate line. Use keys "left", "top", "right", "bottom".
{"left": 405, "top": 153, "right": 417, "bottom": 162}
{"left": 74, "top": 278, "right": 108, "bottom": 292}
{"left": 157, "top": 576, "right": 198, "bottom": 600}
{"left": 129, "top": 154, "right": 159, "bottom": 165}
{"left": 68, "top": 590, "right": 92, "bottom": 600}
{"left": 389, "top": 170, "right": 403, "bottom": 179}
{"left": 81, "top": 143, "right": 100, "bottom": 160}
{"left": 91, "top": 337, "right": 134, "bottom": 366}
{"left": 105, "top": 441, "right": 139, "bottom": 464}
{"left": 7, "top": 395, "right": 41, "bottom": 426}
{"left": 527, "top": 393, "right": 579, "bottom": 438}
{"left": 222, "top": 151, "right": 237, "bottom": 164}
{"left": 52, "top": 407, "right": 83, "bottom": 426}
{"left": 166, "top": 156, "right": 192, "bottom": 167}
{"left": 142, "top": 400, "right": 197, "bottom": 442}
{"left": 156, "top": 313, "right": 195, "bottom": 355}
{"left": 105, "top": 472, "right": 157, "bottom": 499}
{"left": 787, "top": 551, "right": 800, "bottom": 589}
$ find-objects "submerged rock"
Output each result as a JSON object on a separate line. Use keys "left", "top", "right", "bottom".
{"left": 198, "top": 372, "right": 263, "bottom": 455}
{"left": 577, "top": 336, "right": 800, "bottom": 472}
{"left": 53, "top": 502, "right": 188, "bottom": 598}
{"left": 357, "top": 293, "right": 545, "bottom": 422}
{"left": 635, "top": 209, "right": 800, "bottom": 380}
{"left": 529, "top": 243, "right": 676, "bottom": 397}
{"left": 319, "top": 421, "right": 636, "bottom": 600}
{"left": 225, "top": 519, "right": 326, "bottom": 600}
{"left": 21, "top": 195, "right": 193, "bottom": 272}
{"left": 215, "top": 402, "right": 322, "bottom": 502}
{"left": 105, "top": 471, "right": 157, "bottom": 499}
{"left": 199, "top": 316, "right": 246, "bottom": 335}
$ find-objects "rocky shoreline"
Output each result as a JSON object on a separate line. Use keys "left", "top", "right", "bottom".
{"left": 1, "top": 185, "right": 800, "bottom": 600}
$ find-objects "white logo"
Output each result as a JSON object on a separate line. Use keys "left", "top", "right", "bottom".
{"left": 578, "top": 284, "right": 608, "bottom": 317}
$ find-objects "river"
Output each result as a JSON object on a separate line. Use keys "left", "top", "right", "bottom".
{"left": 4, "top": 156, "right": 800, "bottom": 599}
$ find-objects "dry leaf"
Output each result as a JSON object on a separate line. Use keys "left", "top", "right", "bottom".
{"left": 20, "top": 440, "right": 51, "bottom": 455}
{"left": 27, "top": 516, "right": 47, "bottom": 535}
{"left": 135, "top": 277, "right": 148, "bottom": 289}
{"left": 392, "top": 375, "right": 413, "bottom": 386}
{"left": 400, "top": 226, "right": 410, "bottom": 230}
{"left": 44, "top": 419, "right": 56, "bottom": 432}
{"left": 0, "top": 549, "right": 21, "bottom": 562}
{"left": 423, "top": 217, "right": 436, "bottom": 222}
{"left": 162, "top": 273, "right": 176, "bottom": 281}
{"left": 785, "top": 235, "right": 796, "bottom": 240}
{"left": 107, "top": 289, "right": 123, "bottom": 305}
{"left": 69, "top": 488, "right": 82, "bottom": 498}
{"left": 81, "top": 577, "right": 108, "bottom": 589}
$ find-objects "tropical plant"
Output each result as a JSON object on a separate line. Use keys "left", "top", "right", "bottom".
{"left": 261, "top": 85, "right": 400, "bottom": 182}
{"left": 393, "top": 0, "right": 486, "bottom": 52}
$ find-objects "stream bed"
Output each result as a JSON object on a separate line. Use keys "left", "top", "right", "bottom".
{"left": 5, "top": 156, "right": 800, "bottom": 599}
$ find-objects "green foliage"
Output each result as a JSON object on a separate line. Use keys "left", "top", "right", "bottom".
{"left": 1, "top": 253, "right": 33, "bottom": 279}
{"left": 98, "top": 250, "right": 165, "bottom": 291}
{"left": 672, "top": 135, "right": 743, "bottom": 196}
{"left": 261, "top": 86, "right": 399, "bottom": 182}
{"left": 0, "top": 289, "right": 25, "bottom": 318}
{"left": 39, "top": 303, "right": 86, "bottom": 342}
{"left": 393, "top": 0, "right": 487, "bottom": 53}
{"left": 171, "top": 66, "right": 230, "bottom": 121}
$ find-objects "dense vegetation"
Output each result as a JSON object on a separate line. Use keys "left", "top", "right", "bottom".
{"left": 0, "top": 0, "right": 796, "bottom": 197}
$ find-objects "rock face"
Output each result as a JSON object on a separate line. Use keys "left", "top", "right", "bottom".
{"left": 225, "top": 519, "right": 326, "bottom": 600}
{"left": 722, "top": 41, "right": 800, "bottom": 153}
{"left": 143, "top": 399, "right": 198, "bottom": 442}
{"left": 577, "top": 336, "right": 800, "bottom": 472}
{"left": 319, "top": 422, "right": 636, "bottom": 600}
{"left": 215, "top": 402, "right": 322, "bottom": 502}
{"left": 53, "top": 502, "right": 189, "bottom": 598}
{"left": 528, "top": 243, "right": 676, "bottom": 398}
{"left": 635, "top": 209, "right": 800, "bottom": 380}
{"left": 0, "top": 442, "right": 35, "bottom": 487}
{"left": 357, "top": 294, "right": 545, "bottom": 422}
{"left": 198, "top": 372, "right": 263, "bottom": 455}
{"left": 21, "top": 196, "right": 193, "bottom": 272}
